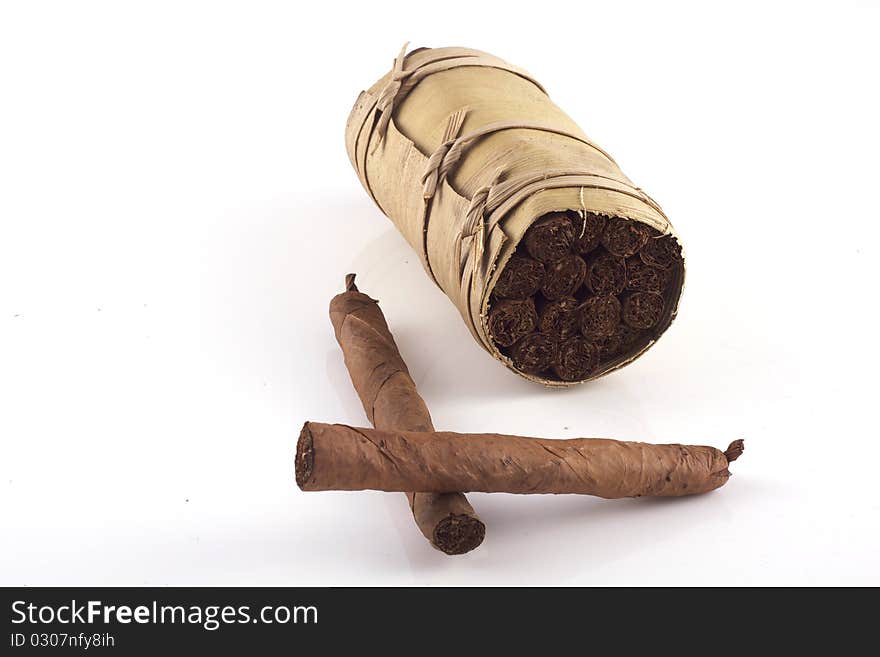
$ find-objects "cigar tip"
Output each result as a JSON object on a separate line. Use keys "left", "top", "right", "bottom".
{"left": 344, "top": 273, "right": 358, "bottom": 293}
{"left": 724, "top": 439, "right": 745, "bottom": 463}
{"left": 433, "top": 514, "right": 486, "bottom": 555}
{"left": 295, "top": 422, "right": 315, "bottom": 489}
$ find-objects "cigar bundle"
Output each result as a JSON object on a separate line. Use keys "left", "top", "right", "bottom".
{"left": 345, "top": 45, "right": 684, "bottom": 385}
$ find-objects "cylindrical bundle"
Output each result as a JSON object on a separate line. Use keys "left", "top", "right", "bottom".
{"left": 297, "top": 422, "right": 744, "bottom": 498}
{"left": 345, "top": 45, "right": 685, "bottom": 386}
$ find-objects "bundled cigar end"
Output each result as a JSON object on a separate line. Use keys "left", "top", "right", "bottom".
{"left": 295, "top": 422, "right": 315, "bottom": 490}
{"left": 433, "top": 514, "right": 487, "bottom": 555}
{"left": 488, "top": 210, "right": 684, "bottom": 386}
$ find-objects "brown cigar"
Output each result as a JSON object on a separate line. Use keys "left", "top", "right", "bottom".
{"left": 488, "top": 297, "right": 538, "bottom": 347}
{"left": 586, "top": 251, "right": 626, "bottom": 295}
{"left": 579, "top": 294, "right": 621, "bottom": 339}
{"left": 625, "top": 257, "right": 670, "bottom": 293}
{"left": 297, "top": 422, "right": 744, "bottom": 499}
{"left": 538, "top": 297, "right": 581, "bottom": 340}
{"left": 594, "top": 323, "right": 645, "bottom": 363}
{"left": 522, "top": 212, "right": 575, "bottom": 263}
{"left": 573, "top": 212, "right": 608, "bottom": 254}
{"left": 640, "top": 233, "right": 683, "bottom": 269}
{"left": 553, "top": 336, "right": 599, "bottom": 381}
{"left": 510, "top": 333, "right": 558, "bottom": 374}
{"left": 622, "top": 291, "right": 665, "bottom": 329}
{"left": 326, "top": 275, "right": 484, "bottom": 555}
{"left": 540, "top": 254, "right": 587, "bottom": 301}
{"left": 493, "top": 255, "right": 545, "bottom": 300}
{"left": 602, "top": 217, "right": 650, "bottom": 258}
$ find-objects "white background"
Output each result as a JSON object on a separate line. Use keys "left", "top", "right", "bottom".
{"left": 2, "top": 1, "right": 878, "bottom": 586}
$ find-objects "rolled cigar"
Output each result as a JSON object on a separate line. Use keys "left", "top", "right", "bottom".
{"left": 640, "top": 233, "right": 683, "bottom": 270}
{"left": 493, "top": 255, "right": 544, "bottom": 300}
{"left": 510, "top": 333, "right": 558, "bottom": 374}
{"left": 593, "top": 331, "right": 621, "bottom": 362}
{"left": 297, "top": 422, "right": 744, "bottom": 498}
{"left": 625, "top": 257, "right": 669, "bottom": 293}
{"left": 539, "top": 254, "right": 587, "bottom": 300}
{"left": 523, "top": 213, "right": 575, "bottom": 263}
{"left": 594, "top": 323, "right": 645, "bottom": 363}
{"left": 579, "top": 295, "right": 621, "bottom": 339}
{"left": 586, "top": 251, "right": 626, "bottom": 295}
{"left": 553, "top": 336, "right": 599, "bottom": 381}
{"left": 616, "top": 322, "right": 644, "bottom": 350}
{"left": 538, "top": 297, "right": 580, "bottom": 340}
{"left": 326, "top": 274, "right": 484, "bottom": 555}
{"left": 622, "top": 291, "right": 665, "bottom": 329}
{"left": 573, "top": 212, "right": 608, "bottom": 254}
{"left": 487, "top": 297, "right": 538, "bottom": 347}
{"left": 602, "top": 217, "right": 650, "bottom": 258}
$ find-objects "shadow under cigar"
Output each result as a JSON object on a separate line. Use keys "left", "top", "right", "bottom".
{"left": 394, "top": 488, "right": 744, "bottom": 582}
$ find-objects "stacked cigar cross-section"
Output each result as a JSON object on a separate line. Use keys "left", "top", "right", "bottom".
{"left": 490, "top": 210, "right": 683, "bottom": 381}
{"left": 295, "top": 273, "right": 744, "bottom": 555}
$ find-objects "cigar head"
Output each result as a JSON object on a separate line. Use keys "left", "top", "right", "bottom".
{"left": 724, "top": 439, "right": 745, "bottom": 464}
{"left": 295, "top": 422, "right": 315, "bottom": 489}
{"left": 433, "top": 513, "right": 486, "bottom": 555}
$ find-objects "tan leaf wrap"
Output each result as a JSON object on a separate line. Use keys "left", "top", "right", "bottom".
{"left": 345, "top": 45, "right": 684, "bottom": 386}
{"left": 298, "top": 423, "right": 736, "bottom": 498}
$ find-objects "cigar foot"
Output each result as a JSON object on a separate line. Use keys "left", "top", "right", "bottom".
{"left": 433, "top": 513, "right": 486, "bottom": 555}
{"left": 295, "top": 423, "right": 315, "bottom": 489}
